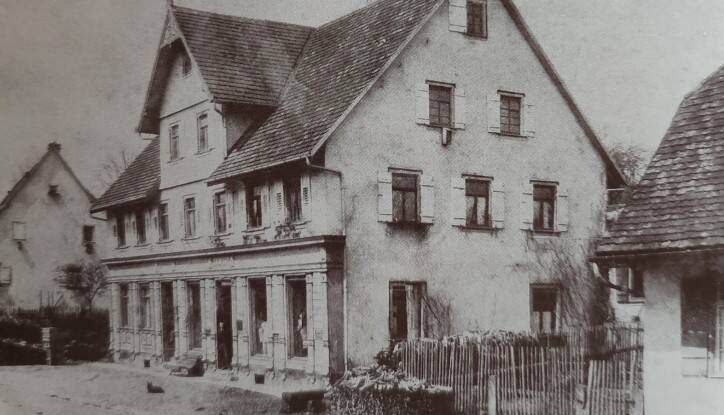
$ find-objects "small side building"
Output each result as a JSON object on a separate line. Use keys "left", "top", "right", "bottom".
{"left": 0, "top": 142, "right": 105, "bottom": 310}
{"left": 594, "top": 65, "right": 724, "bottom": 415}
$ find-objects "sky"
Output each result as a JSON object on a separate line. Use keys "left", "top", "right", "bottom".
{"left": 1, "top": 0, "right": 723, "bottom": 197}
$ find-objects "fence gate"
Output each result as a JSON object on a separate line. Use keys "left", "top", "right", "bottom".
{"left": 399, "top": 323, "right": 643, "bottom": 415}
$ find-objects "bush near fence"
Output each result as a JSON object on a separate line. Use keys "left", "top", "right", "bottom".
{"left": 0, "top": 307, "right": 109, "bottom": 364}
{"left": 0, "top": 340, "right": 46, "bottom": 365}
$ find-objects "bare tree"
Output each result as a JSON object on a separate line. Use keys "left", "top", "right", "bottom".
{"left": 55, "top": 261, "right": 109, "bottom": 311}
{"left": 608, "top": 141, "right": 650, "bottom": 184}
{"left": 100, "top": 150, "right": 129, "bottom": 188}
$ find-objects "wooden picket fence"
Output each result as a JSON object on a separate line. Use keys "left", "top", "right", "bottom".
{"left": 399, "top": 323, "right": 643, "bottom": 415}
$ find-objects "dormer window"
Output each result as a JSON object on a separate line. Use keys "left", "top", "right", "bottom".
{"left": 48, "top": 184, "right": 59, "bottom": 197}
{"left": 181, "top": 53, "right": 192, "bottom": 77}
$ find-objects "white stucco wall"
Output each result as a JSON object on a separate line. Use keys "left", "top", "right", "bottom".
{"left": 0, "top": 151, "right": 106, "bottom": 309}
{"left": 324, "top": 0, "right": 609, "bottom": 365}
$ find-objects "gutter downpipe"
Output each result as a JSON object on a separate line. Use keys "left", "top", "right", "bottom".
{"left": 305, "top": 157, "right": 348, "bottom": 372}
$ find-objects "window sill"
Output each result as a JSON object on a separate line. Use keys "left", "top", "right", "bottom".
{"left": 195, "top": 148, "right": 214, "bottom": 156}
{"left": 388, "top": 220, "right": 432, "bottom": 228}
{"left": 135, "top": 243, "right": 151, "bottom": 248}
{"left": 213, "top": 232, "right": 233, "bottom": 238}
{"left": 465, "top": 32, "right": 487, "bottom": 39}
{"left": 157, "top": 239, "right": 174, "bottom": 245}
{"left": 116, "top": 245, "right": 130, "bottom": 250}
{"left": 182, "top": 236, "right": 202, "bottom": 241}
{"left": 528, "top": 229, "right": 562, "bottom": 236}
{"left": 496, "top": 132, "right": 529, "bottom": 139}
{"left": 458, "top": 224, "right": 494, "bottom": 232}
{"left": 167, "top": 157, "right": 185, "bottom": 164}
{"left": 245, "top": 226, "right": 269, "bottom": 234}
{"left": 621, "top": 299, "right": 645, "bottom": 305}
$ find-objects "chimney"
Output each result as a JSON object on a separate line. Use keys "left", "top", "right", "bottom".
{"left": 48, "top": 142, "right": 61, "bottom": 152}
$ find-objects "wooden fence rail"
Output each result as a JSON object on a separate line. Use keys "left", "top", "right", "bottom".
{"left": 399, "top": 323, "right": 643, "bottom": 415}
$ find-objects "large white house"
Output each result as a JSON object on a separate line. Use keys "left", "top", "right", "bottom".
{"left": 92, "top": 0, "right": 624, "bottom": 391}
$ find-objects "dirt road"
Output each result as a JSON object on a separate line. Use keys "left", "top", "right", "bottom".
{"left": 0, "top": 364, "right": 281, "bottom": 415}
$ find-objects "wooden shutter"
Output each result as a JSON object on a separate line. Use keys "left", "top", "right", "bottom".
{"left": 261, "top": 183, "right": 270, "bottom": 227}
{"left": 487, "top": 94, "right": 501, "bottom": 133}
{"left": 451, "top": 177, "right": 466, "bottom": 227}
{"left": 449, "top": 0, "right": 467, "bottom": 33}
{"left": 491, "top": 180, "right": 505, "bottom": 229}
{"left": 420, "top": 174, "right": 435, "bottom": 224}
{"left": 225, "top": 190, "right": 233, "bottom": 231}
{"left": 556, "top": 187, "right": 569, "bottom": 232}
{"left": 377, "top": 171, "right": 393, "bottom": 222}
{"left": 236, "top": 184, "right": 247, "bottom": 232}
{"left": 415, "top": 83, "right": 430, "bottom": 125}
{"left": 520, "top": 183, "right": 533, "bottom": 230}
{"left": 454, "top": 88, "right": 466, "bottom": 129}
{"left": 301, "top": 173, "right": 312, "bottom": 221}
{"left": 274, "top": 181, "right": 284, "bottom": 225}
{"left": 524, "top": 101, "right": 536, "bottom": 137}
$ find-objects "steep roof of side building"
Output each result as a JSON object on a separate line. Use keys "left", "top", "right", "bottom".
{"left": 90, "top": 139, "right": 160, "bottom": 213}
{"left": 597, "top": 64, "right": 724, "bottom": 257}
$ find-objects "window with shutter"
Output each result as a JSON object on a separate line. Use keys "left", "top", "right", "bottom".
{"left": 429, "top": 85, "right": 453, "bottom": 128}
{"left": 466, "top": 0, "right": 487, "bottom": 38}
{"left": 500, "top": 94, "right": 522, "bottom": 136}
{"left": 392, "top": 173, "right": 418, "bottom": 223}
{"left": 533, "top": 184, "right": 556, "bottom": 232}
{"left": 465, "top": 179, "right": 490, "bottom": 228}
{"left": 377, "top": 171, "right": 393, "bottom": 223}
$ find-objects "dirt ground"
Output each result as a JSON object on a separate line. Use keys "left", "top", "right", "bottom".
{"left": 0, "top": 364, "right": 282, "bottom": 415}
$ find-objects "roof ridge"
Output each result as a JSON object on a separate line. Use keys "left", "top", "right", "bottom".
{"left": 171, "top": 5, "right": 314, "bottom": 30}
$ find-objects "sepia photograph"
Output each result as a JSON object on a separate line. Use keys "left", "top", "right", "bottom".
{"left": 1, "top": 0, "right": 723, "bottom": 413}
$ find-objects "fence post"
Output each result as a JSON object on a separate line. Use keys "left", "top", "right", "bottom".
{"left": 487, "top": 374, "right": 497, "bottom": 415}
{"left": 41, "top": 327, "right": 55, "bottom": 365}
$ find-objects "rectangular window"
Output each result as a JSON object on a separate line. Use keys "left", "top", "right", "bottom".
{"left": 12, "top": 221, "right": 26, "bottom": 241}
{"left": 169, "top": 124, "right": 180, "bottom": 161}
{"left": 629, "top": 268, "right": 644, "bottom": 299}
{"left": 197, "top": 112, "right": 208, "bottom": 152}
{"left": 466, "top": 0, "right": 487, "bottom": 38}
{"left": 139, "top": 284, "right": 151, "bottom": 329}
{"left": 429, "top": 84, "right": 453, "bottom": 127}
{"left": 533, "top": 184, "right": 556, "bottom": 231}
{"left": 531, "top": 285, "right": 558, "bottom": 333}
{"left": 158, "top": 203, "right": 169, "bottom": 241}
{"left": 249, "top": 279, "right": 268, "bottom": 355}
{"left": 500, "top": 94, "right": 522, "bottom": 135}
{"left": 120, "top": 284, "right": 129, "bottom": 327}
{"left": 116, "top": 215, "right": 126, "bottom": 247}
{"left": 183, "top": 197, "right": 196, "bottom": 238}
{"left": 82, "top": 225, "right": 94, "bottom": 244}
{"left": 247, "top": 184, "right": 263, "bottom": 228}
{"left": 465, "top": 179, "right": 490, "bottom": 227}
{"left": 213, "top": 192, "right": 227, "bottom": 234}
{"left": 392, "top": 173, "right": 418, "bottom": 223}
{"left": 287, "top": 278, "right": 308, "bottom": 358}
{"left": 284, "top": 177, "right": 302, "bottom": 223}
{"left": 389, "top": 282, "right": 425, "bottom": 343}
{"left": 135, "top": 209, "right": 146, "bottom": 244}
{"left": 681, "top": 278, "right": 716, "bottom": 376}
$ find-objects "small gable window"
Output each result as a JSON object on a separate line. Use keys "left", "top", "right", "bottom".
{"left": 466, "top": 0, "right": 487, "bottom": 38}
{"left": 416, "top": 82, "right": 466, "bottom": 129}
{"left": 197, "top": 112, "right": 209, "bottom": 153}
{"left": 169, "top": 123, "right": 180, "bottom": 161}
{"left": 487, "top": 91, "right": 535, "bottom": 137}
{"left": 465, "top": 178, "right": 490, "bottom": 228}
{"left": 533, "top": 184, "right": 556, "bottom": 232}
{"left": 181, "top": 53, "right": 192, "bottom": 77}
{"left": 500, "top": 94, "right": 522, "bottom": 136}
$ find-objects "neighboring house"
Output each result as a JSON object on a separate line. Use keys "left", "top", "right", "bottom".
{"left": 595, "top": 65, "right": 724, "bottom": 415}
{"left": 0, "top": 143, "right": 105, "bottom": 310}
{"left": 92, "top": 0, "right": 624, "bottom": 390}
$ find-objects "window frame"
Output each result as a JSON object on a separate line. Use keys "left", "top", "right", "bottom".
{"left": 532, "top": 182, "right": 557, "bottom": 233}
{"left": 213, "top": 191, "right": 227, "bottom": 235}
{"left": 286, "top": 276, "right": 309, "bottom": 359}
{"left": 389, "top": 281, "right": 426, "bottom": 343}
{"left": 158, "top": 202, "right": 170, "bottom": 242}
{"left": 628, "top": 267, "right": 645, "bottom": 302}
{"left": 466, "top": 0, "right": 487, "bottom": 38}
{"left": 391, "top": 171, "right": 420, "bottom": 224}
{"left": 499, "top": 92, "right": 523, "bottom": 136}
{"left": 530, "top": 284, "right": 560, "bottom": 334}
{"left": 169, "top": 123, "right": 181, "bottom": 161}
{"left": 82, "top": 225, "right": 95, "bottom": 245}
{"left": 284, "top": 177, "right": 303, "bottom": 223}
{"left": 248, "top": 277, "right": 269, "bottom": 356}
{"left": 183, "top": 196, "right": 197, "bottom": 238}
{"left": 135, "top": 208, "right": 146, "bottom": 245}
{"left": 196, "top": 111, "right": 209, "bottom": 153}
{"left": 464, "top": 176, "right": 492, "bottom": 228}
{"left": 115, "top": 214, "right": 127, "bottom": 248}
{"left": 181, "top": 53, "right": 192, "bottom": 78}
{"left": 428, "top": 83, "right": 454, "bottom": 128}
{"left": 139, "top": 284, "right": 152, "bottom": 329}
{"left": 246, "top": 183, "right": 264, "bottom": 229}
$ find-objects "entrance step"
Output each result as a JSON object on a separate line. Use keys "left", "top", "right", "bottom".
{"left": 165, "top": 352, "right": 204, "bottom": 377}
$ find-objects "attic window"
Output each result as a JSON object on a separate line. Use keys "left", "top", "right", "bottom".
{"left": 182, "top": 53, "right": 192, "bottom": 77}
{"left": 48, "top": 185, "right": 59, "bottom": 197}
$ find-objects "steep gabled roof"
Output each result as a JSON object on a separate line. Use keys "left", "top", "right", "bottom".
{"left": 138, "top": 7, "right": 313, "bottom": 134}
{"left": 208, "top": 0, "right": 625, "bottom": 186}
{"left": 596, "top": 64, "right": 724, "bottom": 257}
{"left": 90, "top": 139, "right": 160, "bottom": 213}
{"left": 207, "top": 0, "right": 445, "bottom": 182}
{"left": 0, "top": 143, "right": 95, "bottom": 215}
